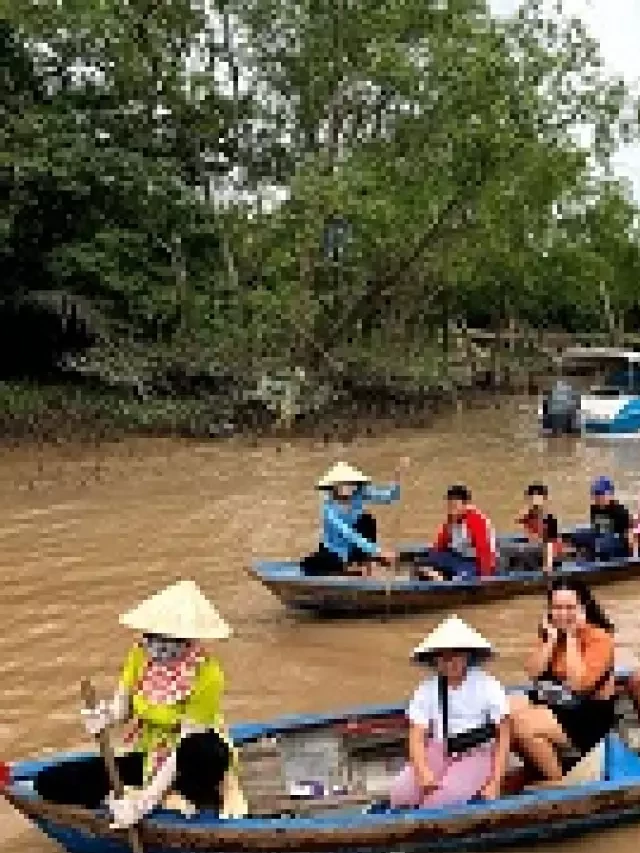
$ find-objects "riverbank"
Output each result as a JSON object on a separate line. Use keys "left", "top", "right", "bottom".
{"left": 0, "top": 360, "right": 546, "bottom": 445}
{"left": 0, "top": 320, "right": 579, "bottom": 443}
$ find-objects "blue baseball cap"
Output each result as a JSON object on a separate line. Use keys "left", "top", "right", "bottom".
{"left": 591, "top": 476, "right": 614, "bottom": 496}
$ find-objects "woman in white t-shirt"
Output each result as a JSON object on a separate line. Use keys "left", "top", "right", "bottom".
{"left": 390, "top": 615, "right": 510, "bottom": 808}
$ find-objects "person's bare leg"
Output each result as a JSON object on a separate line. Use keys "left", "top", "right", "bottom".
{"left": 509, "top": 700, "right": 570, "bottom": 781}
{"left": 343, "top": 562, "right": 366, "bottom": 576}
{"left": 362, "top": 561, "right": 376, "bottom": 577}
{"left": 517, "top": 735, "right": 564, "bottom": 780}
{"left": 417, "top": 567, "right": 446, "bottom": 581}
{"left": 624, "top": 671, "right": 640, "bottom": 715}
{"left": 162, "top": 791, "right": 196, "bottom": 816}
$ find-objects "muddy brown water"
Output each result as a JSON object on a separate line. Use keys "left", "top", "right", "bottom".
{"left": 4, "top": 395, "right": 640, "bottom": 852}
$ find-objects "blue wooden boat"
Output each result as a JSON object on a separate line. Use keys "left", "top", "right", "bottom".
{"left": 249, "top": 534, "right": 640, "bottom": 616}
{"left": 4, "top": 685, "right": 640, "bottom": 853}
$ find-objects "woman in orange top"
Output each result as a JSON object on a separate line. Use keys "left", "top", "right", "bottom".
{"left": 509, "top": 578, "right": 615, "bottom": 781}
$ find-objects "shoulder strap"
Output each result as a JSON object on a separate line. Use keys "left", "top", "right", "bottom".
{"left": 584, "top": 657, "right": 614, "bottom": 699}
{"left": 437, "top": 675, "right": 449, "bottom": 753}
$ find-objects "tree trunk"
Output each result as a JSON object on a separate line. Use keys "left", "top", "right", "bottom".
{"left": 598, "top": 280, "right": 617, "bottom": 345}
{"left": 441, "top": 288, "right": 450, "bottom": 379}
{"left": 491, "top": 289, "right": 503, "bottom": 390}
{"left": 173, "top": 233, "right": 189, "bottom": 338}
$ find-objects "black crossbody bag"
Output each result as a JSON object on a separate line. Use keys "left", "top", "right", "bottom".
{"left": 438, "top": 675, "right": 497, "bottom": 758}
{"left": 528, "top": 665, "right": 613, "bottom": 711}
{"left": 527, "top": 632, "right": 614, "bottom": 712}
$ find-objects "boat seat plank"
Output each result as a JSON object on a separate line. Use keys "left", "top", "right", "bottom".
{"left": 238, "top": 720, "right": 409, "bottom": 816}
{"left": 334, "top": 718, "right": 407, "bottom": 737}
{"left": 247, "top": 791, "right": 373, "bottom": 817}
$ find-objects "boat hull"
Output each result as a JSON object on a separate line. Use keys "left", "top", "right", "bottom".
{"left": 249, "top": 556, "right": 640, "bottom": 616}
{"left": 13, "top": 792, "right": 640, "bottom": 853}
{"left": 5, "top": 700, "right": 640, "bottom": 853}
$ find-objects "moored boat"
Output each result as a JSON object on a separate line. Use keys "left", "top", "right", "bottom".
{"left": 249, "top": 535, "right": 640, "bottom": 616}
{"left": 539, "top": 347, "right": 640, "bottom": 436}
{"left": 4, "top": 685, "right": 640, "bottom": 853}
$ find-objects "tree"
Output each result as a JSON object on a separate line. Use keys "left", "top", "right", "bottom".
{"left": 224, "top": 0, "right": 637, "bottom": 375}
{"left": 2, "top": 0, "right": 639, "bottom": 394}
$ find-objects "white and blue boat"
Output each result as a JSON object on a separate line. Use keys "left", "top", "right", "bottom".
{"left": 540, "top": 347, "right": 640, "bottom": 435}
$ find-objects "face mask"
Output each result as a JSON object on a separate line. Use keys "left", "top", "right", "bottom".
{"left": 142, "top": 634, "right": 188, "bottom": 662}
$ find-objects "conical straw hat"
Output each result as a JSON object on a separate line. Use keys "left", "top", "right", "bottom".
{"left": 120, "top": 580, "right": 232, "bottom": 640}
{"left": 317, "top": 462, "right": 371, "bottom": 489}
{"left": 412, "top": 615, "right": 493, "bottom": 662}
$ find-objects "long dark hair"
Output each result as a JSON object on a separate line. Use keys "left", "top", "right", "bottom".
{"left": 547, "top": 577, "right": 614, "bottom": 635}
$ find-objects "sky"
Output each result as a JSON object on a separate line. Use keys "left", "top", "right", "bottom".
{"left": 489, "top": 0, "right": 640, "bottom": 199}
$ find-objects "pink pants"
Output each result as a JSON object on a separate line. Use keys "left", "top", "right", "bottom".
{"left": 390, "top": 740, "right": 494, "bottom": 809}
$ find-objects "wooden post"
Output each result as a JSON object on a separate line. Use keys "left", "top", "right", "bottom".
{"left": 491, "top": 301, "right": 502, "bottom": 391}
{"left": 462, "top": 318, "right": 474, "bottom": 387}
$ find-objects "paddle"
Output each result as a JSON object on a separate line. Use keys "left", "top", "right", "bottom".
{"left": 382, "top": 456, "right": 411, "bottom": 619}
{"left": 80, "top": 679, "right": 144, "bottom": 853}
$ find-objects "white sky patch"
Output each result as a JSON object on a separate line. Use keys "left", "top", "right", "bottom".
{"left": 489, "top": 0, "right": 640, "bottom": 198}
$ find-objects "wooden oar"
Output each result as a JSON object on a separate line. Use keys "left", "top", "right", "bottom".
{"left": 382, "top": 457, "right": 411, "bottom": 620}
{"left": 80, "top": 679, "right": 144, "bottom": 853}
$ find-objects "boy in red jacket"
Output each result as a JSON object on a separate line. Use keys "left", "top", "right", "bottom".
{"left": 414, "top": 485, "right": 497, "bottom": 581}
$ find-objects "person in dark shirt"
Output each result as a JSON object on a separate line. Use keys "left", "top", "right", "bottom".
{"left": 568, "top": 477, "right": 633, "bottom": 561}
{"left": 516, "top": 484, "right": 562, "bottom": 573}
{"left": 499, "top": 484, "right": 561, "bottom": 573}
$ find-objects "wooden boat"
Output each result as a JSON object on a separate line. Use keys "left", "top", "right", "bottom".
{"left": 4, "top": 683, "right": 640, "bottom": 853}
{"left": 249, "top": 533, "right": 640, "bottom": 616}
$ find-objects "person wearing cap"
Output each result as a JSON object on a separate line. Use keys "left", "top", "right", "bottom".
{"left": 79, "top": 580, "right": 246, "bottom": 829}
{"left": 413, "top": 485, "right": 497, "bottom": 581}
{"left": 389, "top": 616, "right": 510, "bottom": 808}
{"left": 566, "top": 477, "right": 633, "bottom": 562}
{"left": 301, "top": 462, "right": 399, "bottom": 576}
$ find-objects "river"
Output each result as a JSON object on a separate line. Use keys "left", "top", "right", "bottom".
{"left": 3, "top": 394, "right": 640, "bottom": 852}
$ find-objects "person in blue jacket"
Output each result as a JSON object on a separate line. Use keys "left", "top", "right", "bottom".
{"left": 301, "top": 462, "right": 400, "bottom": 576}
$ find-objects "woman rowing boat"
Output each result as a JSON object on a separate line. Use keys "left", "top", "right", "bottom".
{"left": 79, "top": 580, "right": 246, "bottom": 828}
{"left": 301, "top": 462, "right": 398, "bottom": 576}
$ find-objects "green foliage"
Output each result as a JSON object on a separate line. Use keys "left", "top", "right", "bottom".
{"left": 2, "top": 0, "right": 640, "bottom": 393}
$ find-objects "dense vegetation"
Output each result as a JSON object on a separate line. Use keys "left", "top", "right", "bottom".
{"left": 3, "top": 0, "right": 640, "bottom": 432}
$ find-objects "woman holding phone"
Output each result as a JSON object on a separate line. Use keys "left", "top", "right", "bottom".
{"left": 508, "top": 578, "right": 615, "bottom": 782}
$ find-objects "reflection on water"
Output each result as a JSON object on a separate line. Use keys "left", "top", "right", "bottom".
{"left": 2, "top": 396, "right": 640, "bottom": 852}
